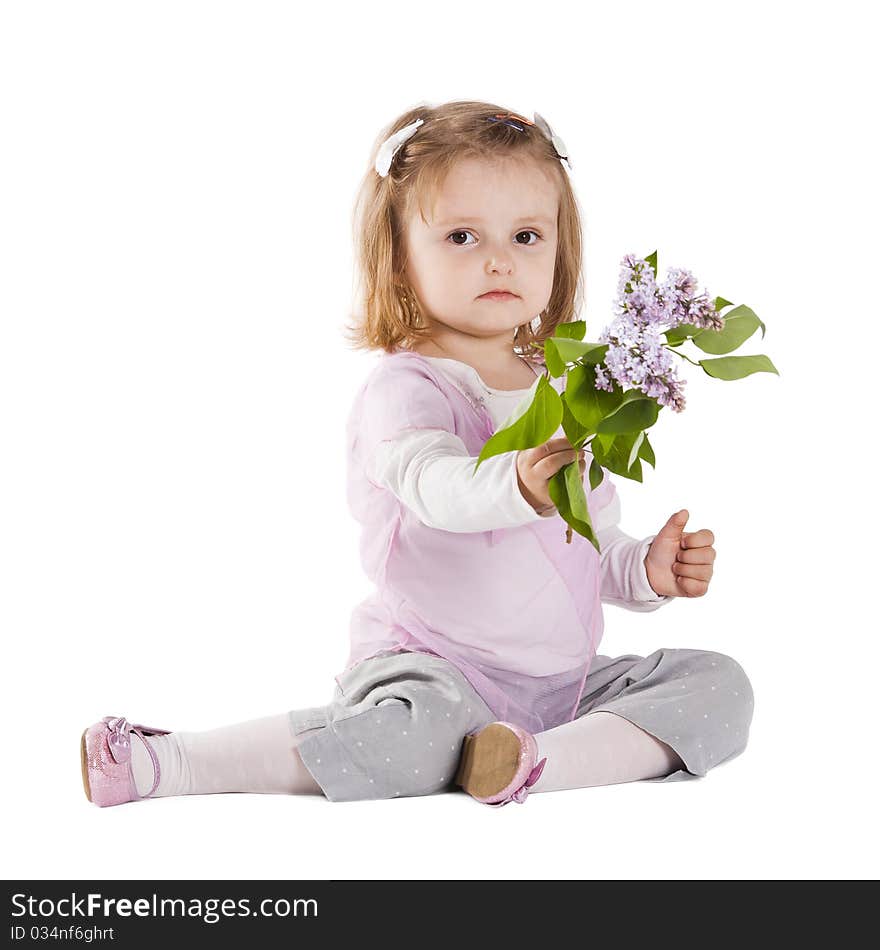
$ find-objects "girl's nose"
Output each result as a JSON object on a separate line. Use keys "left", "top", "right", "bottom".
{"left": 486, "top": 252, "right": 513, "bottom": 274}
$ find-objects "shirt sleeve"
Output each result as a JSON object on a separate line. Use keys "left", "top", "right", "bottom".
{"left": 367, "top": 428, "right": 556, "bottom": 532}
{"left": 593, "top": 490, "right": 674, "bottom": 611}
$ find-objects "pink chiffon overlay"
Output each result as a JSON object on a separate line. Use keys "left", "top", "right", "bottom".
{"left": 341, "top": 349, "right": 617, "bottom": 734}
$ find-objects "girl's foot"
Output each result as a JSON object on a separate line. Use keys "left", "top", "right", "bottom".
{"left": 80, "top": 716, "right": 170, "bottom": 807}
{"left": 454, "top": 721, "right": 547, "bottom": 807}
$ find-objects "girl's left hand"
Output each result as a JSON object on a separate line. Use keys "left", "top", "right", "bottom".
{"left": 644, "top": 509, "right": 716, "bottom": 598}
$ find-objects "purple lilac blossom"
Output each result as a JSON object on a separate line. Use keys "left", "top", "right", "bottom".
{"left": 659, "top": 267, "right": 725, "bottom": 331}
{"left": 594, "top": 254, "right": 724, "bottom": 412}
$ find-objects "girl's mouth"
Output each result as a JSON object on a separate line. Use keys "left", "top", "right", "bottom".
{"left": 479, "top": 292, "right": 518, "bottom": 301}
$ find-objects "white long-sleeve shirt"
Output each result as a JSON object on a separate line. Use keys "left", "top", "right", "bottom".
{"left": 366, "top": 354, "right": 673, "bottom": 612}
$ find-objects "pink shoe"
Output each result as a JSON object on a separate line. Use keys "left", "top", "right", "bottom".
{"left": 80, "top": 716, "right": 171, "bottom": 807}
{"left": 455, "top": 721, "right": 547, "bottom": 807}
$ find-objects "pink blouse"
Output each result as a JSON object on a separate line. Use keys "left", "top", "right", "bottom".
{"left": 342, "top": 348, "right": 670, "bottom": 733}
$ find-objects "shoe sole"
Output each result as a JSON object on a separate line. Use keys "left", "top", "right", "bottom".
{"left": 455, "top": 723, "right": 521, "bottom": 800}
{"left": 80, "top": 729, "right": 92, "bottom": 802}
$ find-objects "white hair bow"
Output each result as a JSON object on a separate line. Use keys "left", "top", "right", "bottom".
{"left": 533, "top": 112, "right": 572, "bottom": 173}
{"left": 374, "top": 118, "right": 425, "bottom": 178}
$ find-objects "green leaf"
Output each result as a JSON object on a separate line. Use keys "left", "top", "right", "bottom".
{"left": 699, "top": 354, "right": 779, "bottom": 380}
{"left": 638, "top": 432, "right": 656, "bottom": 469}
{"left": 543, "top": 338, "right": 567, "bottom": 377}
{"left": 545, "top": 337, "right": 603, "bottom": 376}
{"left": 591, "top": 429, "right": 645, "bottom": 482}
{"left": 578, "top": 343, "right": 610, "bottom": 365}
{"left": 715, "top": 297, "right": 767, "bottom": 340}
{"left": 588, "top": 456, "right": 605, "bottom": 491}
{"left": 645, "top": 250, "right": 658, "bottom": 278}
{"left": 596, "top": 392, "right": 660, "bottom": 433}
{"left": 564, "top": 457, "right": 591, "bottom": 522}
{"left": 627, "top": 431, "right": 645, "bottom": 470}
{"left": 548, "top": 465, "right": 600, "bottom": 553}
{"left": 554, "top": 320, "right": 586, "bottom": 341}
{"left": 594, "top": 431, "right": 616, "bottom": 453}
{"left": 474, "top": 374, "right": 563, "bottom": 472}
{"left": 565, "top": 363, "right": 621, "bottom": 431}
{"left": 664, "top": 323, "right": 702, "bottom": 345}
{"left": 728, "top": 302, "right": 766, "bottom": 339}
{"left": 560, "top": 392, "right": 590, "bottom": 449}
{"left": 692, "top": 304, "right": 764, "bottom": 355}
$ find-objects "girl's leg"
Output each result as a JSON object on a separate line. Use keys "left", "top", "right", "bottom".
{"left": 530, "top": 648, "right": 755, "bottom": 793}
{"left": 130, "top": 714, "right": 324, "bottom": 797}
{"left": 530, "top": 711, "right": 684, "bottom": 793}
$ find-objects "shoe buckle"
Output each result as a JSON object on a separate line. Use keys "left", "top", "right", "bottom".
{"left": 489, "top": 756, "right": 548, "bottom": 807}
{"left": 105, "top": 716, "right": 132, "bottom": 765}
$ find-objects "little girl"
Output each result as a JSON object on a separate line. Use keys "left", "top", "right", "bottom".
{"left": 81, "top": 100, "right": 754, "bottom": 809}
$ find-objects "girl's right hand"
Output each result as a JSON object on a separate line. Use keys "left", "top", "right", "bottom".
{"left": 516, "top": 438, "right": 586, "bottom": 514}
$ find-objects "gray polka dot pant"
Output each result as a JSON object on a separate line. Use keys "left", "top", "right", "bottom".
{"left": 288, "top": 647, "right": 754, "bottom": 801}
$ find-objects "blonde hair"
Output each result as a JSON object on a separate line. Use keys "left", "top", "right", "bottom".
{"left": 343, "top": 99, "right": 585, "bottom": 360}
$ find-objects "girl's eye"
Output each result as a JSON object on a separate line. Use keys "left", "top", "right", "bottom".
{"left": 446, "top": 229, "right": 542, "bottom": 246}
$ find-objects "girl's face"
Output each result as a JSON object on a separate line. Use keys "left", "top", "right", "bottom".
{"left": 403, "top": 157, "right": 559, "bottom": 350}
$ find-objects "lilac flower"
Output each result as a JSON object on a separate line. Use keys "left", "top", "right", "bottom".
{"left": 616, "top": 253, "right": 655, "bottom": 296}
{"left": 594, "top": 254, "right": 721, "bottom": 412}
{"left": 613, "top": 256, "right": 667, "bottom": 328}
{"left": 598, "top": 319, "right": 688, "bottom": 412}
{"left": 686, "top": 292, "right": 725, "bottom": 331}
{"left": 594, "top": 363, "right": 613, "bottom": 393}
{"left": 659, "top": 267, "right": 724, "bottom": 331}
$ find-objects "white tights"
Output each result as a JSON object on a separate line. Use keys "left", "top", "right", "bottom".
{"left": 532, "top": 711, "right": 684, "bottom": 792}
{"left": 130, "top": 711, "right": 684, "bottom": 799}
{"left": 131, "top": 714, "right": 324, "bottom": 797}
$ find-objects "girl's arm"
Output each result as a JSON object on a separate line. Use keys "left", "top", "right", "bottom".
{"left": 367, "top": 427, "right": 557, "bottom": 532}
{"left": 593, "top": 493, "right": 673, "bottom": 611}
{"left": 367, "top": 422, "right": 669, "bottom": 609}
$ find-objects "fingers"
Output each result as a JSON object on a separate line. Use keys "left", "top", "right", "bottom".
{"left": 682, "top": 529, "right": 715, "bottom": 549}
{"left": 676, "top": 546, "right": 716, "bottom": 565}
{"left": 518, "top": 439, "right": 586, "bottom": 512}
{"left": 672, "top": 562, "right": 713, "bottom": 582}
{"left": 675, "top": 576, "right": 710, "bottom": 597}
{"left": 532, "top": 438, "right": 578, "bottom": 459}
{"left": 532, "top": 447, "right": 583, "bottom": 479}
{"left": 675, "top": 529, "right": 715, "bottom": 594}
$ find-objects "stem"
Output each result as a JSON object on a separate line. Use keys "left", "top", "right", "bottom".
{"left": 665, "top": 345, "right": 701, "bottom": 367}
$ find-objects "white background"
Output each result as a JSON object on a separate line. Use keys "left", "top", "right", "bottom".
{"left": 2, "top": 0, "right": 877, "bottom": 881}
